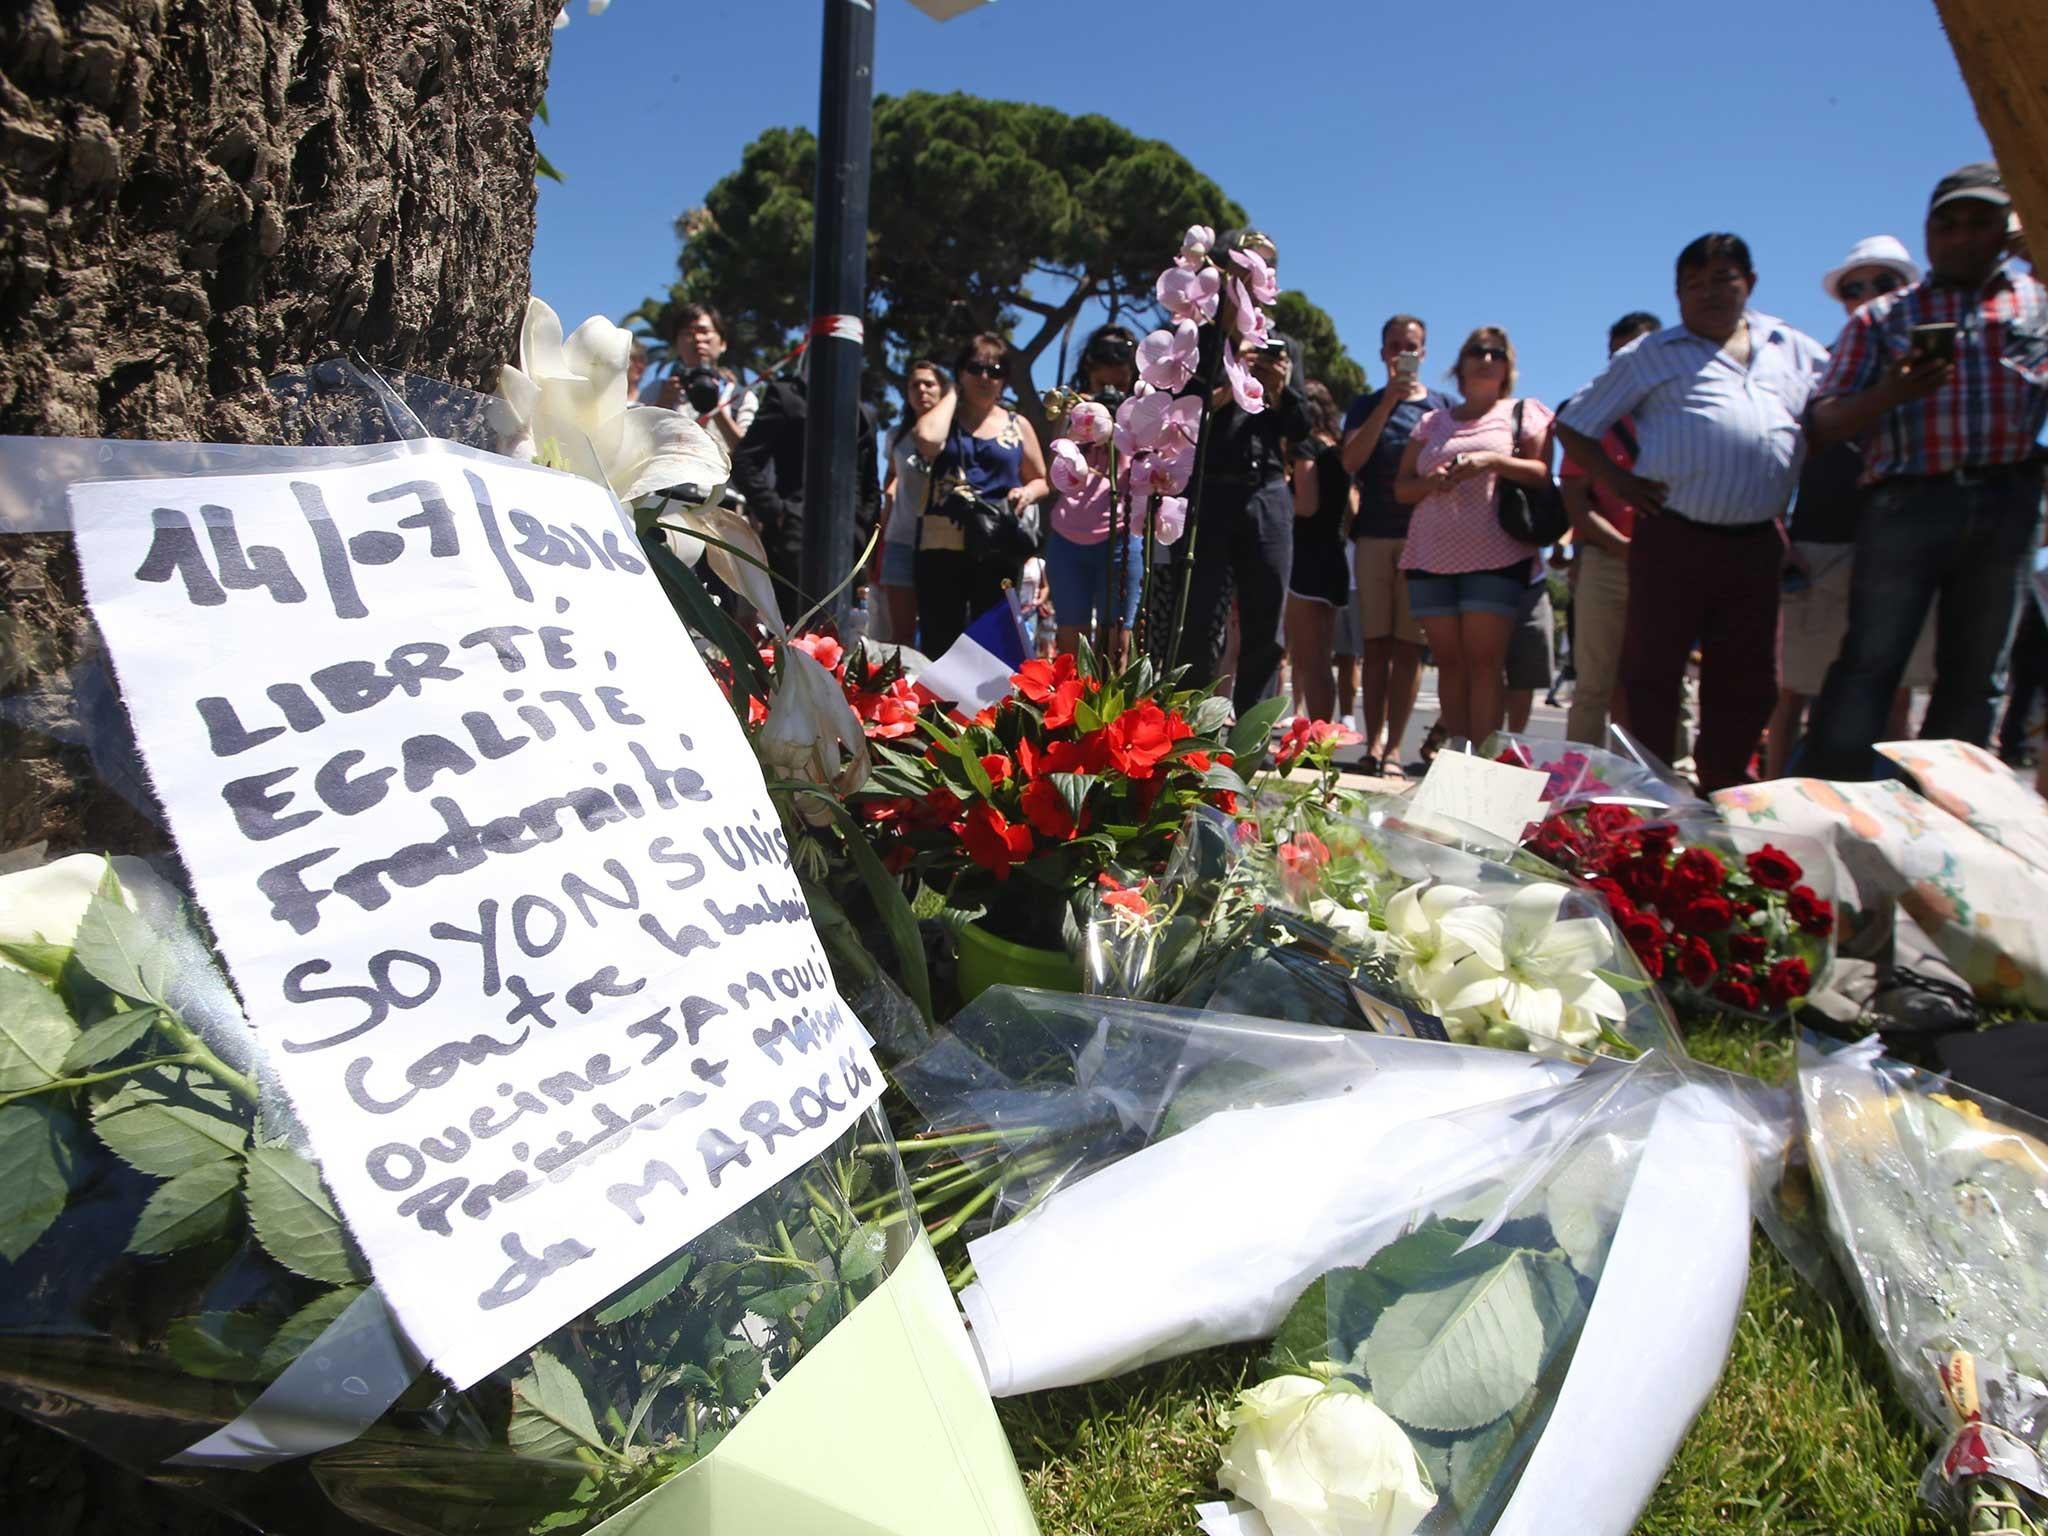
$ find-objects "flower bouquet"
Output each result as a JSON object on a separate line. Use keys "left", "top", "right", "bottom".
{"left": 888, "top": 987, "right": 1581, "bottom": 1394}
{"left": 856, "top": 648, "right": 1259, "bottom": 956}
{"left": 1801, "top": 1037, "right": 2048, "bottom": 1533}
{"left": 1203, "top": 1060, "right": 1764, "bottom": 1536}
{"left": 1520, "top": 805, "right": 1836, "bottom": 1019}
{"left": 1485, "top": 732, "right": 1697, "bottom": 820}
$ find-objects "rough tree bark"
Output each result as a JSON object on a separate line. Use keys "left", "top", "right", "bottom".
{"left": 1934, "top": 0, "right": 2048, "bottom": 257}
{"left": 0, "top": 0, "right": 557, "bottom": 854}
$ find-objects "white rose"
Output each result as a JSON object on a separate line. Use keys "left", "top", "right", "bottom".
{"left": 1219, "top": 1375, "right": 1436, "bottom": 1536}
{"left": 0, "top": 853, "right": 140, "bottom": 972}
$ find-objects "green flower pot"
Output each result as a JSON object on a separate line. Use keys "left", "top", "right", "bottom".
{"left": 954, "top": 919, "right": 1082, "bottom": 1002}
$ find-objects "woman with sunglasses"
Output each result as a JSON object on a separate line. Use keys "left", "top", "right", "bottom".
{"left": 1393, "top": 326, "right": 1556, "bottom": 752}
{"left": 1047, "top": 326, "right": 1147, "bottom": 658}
{"left": 910, "top": 332, "right": 1050, "bottom": 658}
{"left": 1766, "top": 235, "right": 1927, "bottom": 775}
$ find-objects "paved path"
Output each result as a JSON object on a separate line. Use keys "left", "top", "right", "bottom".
{"left": 1306, "top": 667, "right": 1571, "bottom": 790}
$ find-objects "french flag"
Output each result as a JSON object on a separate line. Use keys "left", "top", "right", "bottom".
{"left": 915, "top": 599, "right": 1029, "bottom": 710}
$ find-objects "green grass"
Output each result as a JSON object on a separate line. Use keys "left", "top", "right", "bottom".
{"left": 994, "top": 1016, "right": 1949, "bottom": 1536}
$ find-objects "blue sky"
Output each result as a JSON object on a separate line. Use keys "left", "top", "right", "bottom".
{"left": 533, "top": 0, "right": 1993, "bottom": 412}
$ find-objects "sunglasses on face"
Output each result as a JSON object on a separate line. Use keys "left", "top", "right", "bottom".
{"left": 960, "top": 360, "right": 1003, "bottom": 379}
{"left": 1463, "top": 346, "right": 1507, "bottom": 362}
{"left": 1838, "top": 272, "right": 1903, "bottom": 301}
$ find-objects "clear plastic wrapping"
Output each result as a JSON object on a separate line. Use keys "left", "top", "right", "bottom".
{"left": 1801, "top": 1036, "right": 2048, "bottom": 1529}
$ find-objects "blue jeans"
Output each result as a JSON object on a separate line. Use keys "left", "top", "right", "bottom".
{"left": 1803, "top": 470, "right": 2045, "bottom": 780}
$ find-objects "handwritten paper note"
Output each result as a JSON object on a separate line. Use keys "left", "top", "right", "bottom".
{"left": 1407, "top": 751, "right": 1553, "bottom": 847}
{"left": 73, "top": 446, "right": 881, "bottom": 1388}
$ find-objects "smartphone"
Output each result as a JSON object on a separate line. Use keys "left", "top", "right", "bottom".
{"left": 1392, "top": 354, "right": 1421, "bottom": 380}
{"left": 1910, "top": 322, "right": 1958, "bottom": 364}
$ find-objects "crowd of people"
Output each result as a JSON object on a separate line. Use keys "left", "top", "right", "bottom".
{"left": 658, "top": 160, "right": 2047, "bottom": 796}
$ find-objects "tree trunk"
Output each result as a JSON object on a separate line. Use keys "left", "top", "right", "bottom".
{"left": 1934, "top": 0, "right": 2048, "bottom": 257}
{"left": 0, "top": 0, "right": 557, "bottom": 855}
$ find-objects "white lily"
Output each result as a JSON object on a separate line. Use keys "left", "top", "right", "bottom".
{"left": 1380, "top": 882, "right": 1482, "bottom": 1011}
{"left": 1308, "top": 898, "right": 1381, "bottom": 956}
{"left": 491, "top": 297, "right": 729, "bottom": 508}
{"left": 759, "top": 646, "right": 872, "bottom": 810}
{"left": 1434, "top": 883, "right": 1625, "bottom": 1049}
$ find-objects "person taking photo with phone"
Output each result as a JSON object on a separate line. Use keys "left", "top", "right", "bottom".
{"left": 1800, "top": 163, "right": 2048, "bottom": 779}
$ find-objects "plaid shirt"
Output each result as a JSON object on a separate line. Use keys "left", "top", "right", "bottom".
{"left": 1814, "top": 264, "right": 2048, "bottom": 480}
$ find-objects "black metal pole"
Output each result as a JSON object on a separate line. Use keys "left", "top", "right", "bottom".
{"left": 799, "top": 0, "right": 876, "bottom": 632}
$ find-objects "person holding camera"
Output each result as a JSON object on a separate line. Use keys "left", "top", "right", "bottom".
{"left": 1048, "top": 325, "right": 1146, "bottom": 657}
{"left": 1800, "top": 163, "right": 2048, "bottom": 779}
{"left": 909, "top": 332, "right": 1050, "bottom": 659}
{"left": 1394, "top": 327, "right": 1555, "bottom": 752}
{"left": 879, "top": 359, "right": 952, "bottom": 645}
{"left": 1283, "top": 381, "right": 1352, "bottom": 724}
{"left": 650, "top": 302, "right": 756, "bottom": 453}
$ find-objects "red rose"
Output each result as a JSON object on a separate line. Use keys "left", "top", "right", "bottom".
{"left": 1586, "top": 803, "right": 1643, "bottom": 841}
{"left": 1020, "top": 777, "right": 1077, "bottom": 840}
{"left": 1620, "top": 909, "right": 1665, "bottom": 964}
{"left": 1618, "top": 854, "right": 1669, "bottom": 906}
{"left": 1788, "top": 884, "right": 1835, "bottom": 937}
{"left": 1664, "top": 847, "right": 1724, "bottom": 903}
{"left": 1745, "top": 844, "right": 1804, "bottom": 891}
{"left": 1100, "top": 701, "right": 1178, "bottom": 777}
{"left": 1587, "top": 876, "right": 1632, "bottom": 916}
{"left": 1677, "top": 935, "right": 1719, "bottom": 988}
{"left": 1637, "top": 823, "right": 1679, "bottom": 858}
{"left": 1634, "top": 940, "right": 1666, "bottom": 979}
{"left": 1678, "top": 894, "right": 1735, "bottom": 934}
{"left": 1496, "top": 744, "right": 1534, "bottom": 768}
{"left": 957, "top": 803, "right": 1033, "bottom": 877}
{"left": 1766, "top": 956, "right": 1813, "bottom": 1006}
{"left": 1712, "top": 978, "right": 1762, "bottom": 1011}
{"left": 1728, "top": 932, "right": 1769, "bottom": 964}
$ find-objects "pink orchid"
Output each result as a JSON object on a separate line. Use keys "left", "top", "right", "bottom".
{"left": 1153, "top": 496, "right": 1188, "bottom": 545}
{"left": 1115, "top": 390, "right": 1177, "bottom": 456}
{"left": 1222, "top": 343, "right": 1266, "bottom": 413}
{"left": 1128, "top": 453, "right": 1165, "bottom": 499}
{"left": 1138, "top": 321, "right": 1200, "bottom": 391}
{"left": 1065, "top": 400, "right": 1113, "bottom": 446}
{"left": 1228, "top": 277, "right": 1271, "bottom": 344}
{"left": 1178, "top": 225, "right": 1215, "bottom": 267}
{"left": 1163, "top": 394, "right": 1202, "bottom": 446}
{"left": 1227, "top": 245, "right": 1279, "bottom": 305}
{"left": 1049, "top": 438, "right": 1099, "bottom": 497}
{"left": 1156, "top": 263, "right": 1222, "bottom": 325}
{"left": 1152, "top": 435, "right": 1197, "bottom": 495}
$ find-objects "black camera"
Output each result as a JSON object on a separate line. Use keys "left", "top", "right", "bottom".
{"left": 1092, "top": 385, "right": 1128, "bottom": 413}
{"left": 681, "top": 365, "right": 724, "bottom": 415}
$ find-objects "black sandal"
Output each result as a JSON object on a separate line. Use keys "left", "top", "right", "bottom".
{"left": 1417, "top": 721, "right": 1448, "bottom": 767}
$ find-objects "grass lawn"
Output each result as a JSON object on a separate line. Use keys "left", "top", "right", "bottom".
{"left": 0, "top": 1019, "right": 1948, "bottom": 1535}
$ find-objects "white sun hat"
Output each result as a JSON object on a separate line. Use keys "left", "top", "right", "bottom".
{"left": 1822, "top": 235, "right": 1922, "bottom": 301}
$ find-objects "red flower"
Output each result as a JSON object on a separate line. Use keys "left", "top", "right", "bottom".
{"left": 1278, "top": 832, "right": 1331, "bottom": 886}
{"left": 1013, "top": 654, "right": 1077, "bottom": 703}
{"left": 1587, "top": 876, "right": 1632, "bottom": 916}
{"left": 957, "top": 803, "right": 1033, "bottom": 878}
{"left": 1020, "top": 778, "right": 1077, "bottom": 840}
{"left": 1728, "top": 932, "right": 1769, "bottom": 964}
{"left": 1182, "top": 750, "right": 1213, "bottom": 773}
{"left": 1210, "top": 790, "right": 1241, "bottom": 814}
{"left": 791, "top": 632, "right": 845, "bottom": 672}
{"left": 1788, "top": 884, "right": 1834, "bottom": 937}
{"left": 924, "top": 785, "right": 965, "bottom": 820}
{"left": 1677, "top": 935, "right": 1719, "bottom": 988}
{"left": 1097, "top": 873, "right": 1150, "bottom": 916}
{"left": 1617, "top": 854, "right": 1670, "bottom": 907}
{"left": 1766, "top": 956, "right": 1813, "bottom": 1007}
{"left": 1100, "top": 701, "right": 1179, "bottom": 777}
{"left": 1665, "top": 847, "right": 1725, "bottom": 903}
{"left": 1274, "top": 718, "right": 1359, "bottom": 768}
{"left": 1677, "top": 894, "right": 1736, "bottom": 934}
{"left": 1585, "top": 803, "right": 1643, "bottom": 841}
{"left": 980, "top": 753, "right": 1011, "bottom": 787}
{"left": 1620, "top": 910, "right": 1665, "bottom": 965}
{"left": 859, "top": 795, "right": 919, "bottom": 825}
{"left": 1712, "top": 978, "right": 1762, "bottom": 1011}
{"left": 1495, "top": 743, "right": 1534, "bottom": 768}
{"left": 1634, "top": 940, "right": 1667, "bottom": 979}
{"left": 1637, "top": 823, "right": 1679, "bottom": 858}
{"left": 1745, "top": 844, "right": 1804, "bottom": 892}
{"left": 882, "top": 844, "right": 914, "bottom": 874}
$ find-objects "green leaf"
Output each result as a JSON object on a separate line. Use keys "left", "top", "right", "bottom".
{"left": 1227, "top": 695, "right": 1290, "bottom": 762}
{"left": 59, "top": 1005, "right": 163, "bottom": 1072}
{"left": 810, "top": 797, "right": 933, "bottom": 1024}
{"left": 594, "top": 1249, "right": 695, "bottom": 1325}
{"left": 259, "top": 1286, "right": 365, "bottom": 1378}
{"left": 128, "top": 1158, "right": 242, "bottom": 1254}
{"left": 0, "top": 940, "right": 71, "bottom": 979}
{"left": 70, "top": 867, "right": 172, "bottom": 1005}
{"left": 246, "top": 1144, "right": 362, "bottom": 1284}
{"left": 167, "top": 1311, "right": 274, "bottom": 1381}
{"left": 1073, "top": 696, "right": 1103, "bottom": 735}
{"left": 1591, "top": 966, "right": 1653, "bottom": 994}
{"left": 534, "top": 93, "right": 551, "bottom": 127}
{"left": 510, "top": 1349, "right": 608, "bottom": 1460}
{"left": 0, "top": 1100, "right": 86, "bottom": 1261}
{"left": 955, "top": 739, "right": 994, "bottom": 799}
{"left": 0, "top": 969, "right": 79, "bottom": 1093}
{"left": 92, "top": 1082, "right": 246, "bottom": 1178}
{"left": 1190, "top": 694, "right": 1235, "bottom": 737}
{"left": 1448, "top": 1411, "right": 1521, "bottom": 1516}
{"left": 715, "top": 1337, "right": 766, "bottom": 1406}
{"left": 1050, "top": 772, "right": 1098, "bottom": 821}
{"left": 535, "top": 148, "right": 565, "bottom": 184}
{"left": 1264, "top": 1275, "right": 1332, "bottom": 1375}
{"left": 1360, "top": 1253, "right": 1549, "bottom": 1433}
{"left": 836, "top": 1221, "right": 887, "bottom": 1286}
{"left": 1543, "top": 1139, "right": 1633, "bottom": 1281}
{"left": 748, "top": 1280, "right": 819, "bottom": 1322}
{"left": 1200, "top": 763, "right": 1251, "bottom": 797}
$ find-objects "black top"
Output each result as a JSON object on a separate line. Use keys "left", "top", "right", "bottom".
{"left": 1344, "top": 386, "right": 1454, "bottom": 540}
{"left": 1203, "top": 385, "right": 1313, "bottom": 486}
{"left": 1787, "top": 440, "right": 1865, "bottom": 545}
{"left": 728, "top": 376, "right": 881, "bottom": 540}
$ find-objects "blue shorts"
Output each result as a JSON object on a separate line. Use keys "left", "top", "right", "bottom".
{"left": 1404, "top": 563, "right": 1530, "bottom": 619}
{"left": 1046, "top": 528, "right": 1144, "bottom": 632}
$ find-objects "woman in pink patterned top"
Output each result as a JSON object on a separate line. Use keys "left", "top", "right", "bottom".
{"left": 1394, "top": 326, "right": 1556, "bottom": 748}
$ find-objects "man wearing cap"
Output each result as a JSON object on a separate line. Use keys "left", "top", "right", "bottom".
{"left": 1802, "top": 164, "right": 2048, "bottom": 778}
{"left": 1766, "top": 236, "right": 1938, "bottom": 776}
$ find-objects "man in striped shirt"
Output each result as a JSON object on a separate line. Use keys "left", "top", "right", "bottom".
{"left": 1800, "top": 163, "right": 2048, "bottom": 779}
{"left": 1557, "top": 234, "right": 1830, "bottom": 791}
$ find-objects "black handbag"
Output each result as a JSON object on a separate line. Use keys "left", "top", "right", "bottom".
{"left": 1494, "top": 399, "right": 1569, "bottom": 547}
{"left": 940, "top": 483, "right": 1038, "bottom": 568}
